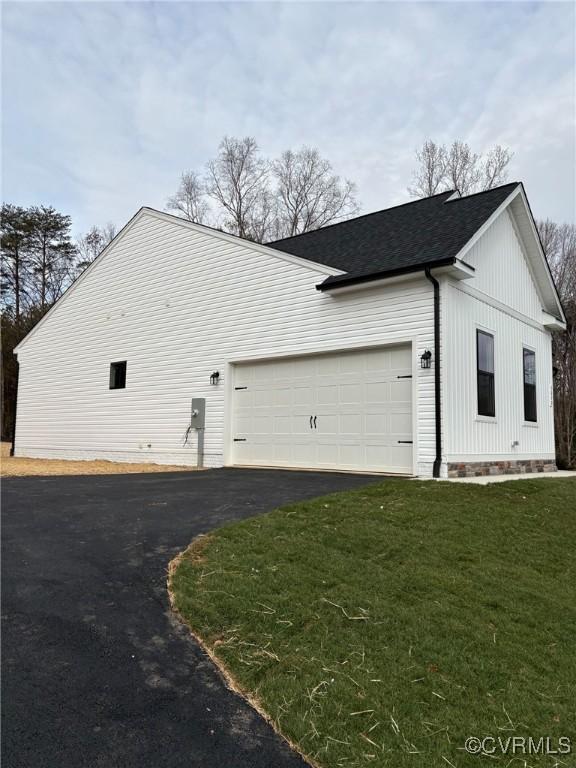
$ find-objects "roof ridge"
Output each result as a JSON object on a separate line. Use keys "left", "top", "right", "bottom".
{"left": 443, "top": 181, "right": 520, "bottom": 204}
{"left": 266, "top": 189, "right": 455, "bottom": 246}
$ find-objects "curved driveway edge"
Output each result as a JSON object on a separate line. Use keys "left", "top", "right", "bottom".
{"left": 2, "top": 468, "right": 378, "bottom": 768}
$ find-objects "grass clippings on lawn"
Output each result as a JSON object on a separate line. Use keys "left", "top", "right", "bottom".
{"left": 0, "top": 442, "right": 195, "bottom": 477}
{"left": 169, "top": 478, "right": 576, "bottom": 768}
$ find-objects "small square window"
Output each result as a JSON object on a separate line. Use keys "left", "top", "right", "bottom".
{"left": 109, "top": 361, "right": 127, "bottom": 390}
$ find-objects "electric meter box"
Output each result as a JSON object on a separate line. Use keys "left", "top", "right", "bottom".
{"left": 191, "top": 398, "right": 206, "bottom": 429}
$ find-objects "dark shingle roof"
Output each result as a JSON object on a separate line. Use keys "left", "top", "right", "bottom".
{"left": 267, "top": 183, "right": 520, "bottom": 289}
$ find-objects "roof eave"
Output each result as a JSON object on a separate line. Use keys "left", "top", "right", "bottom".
{"left": 316, "top": 257, "right": 464, "bottom": 292}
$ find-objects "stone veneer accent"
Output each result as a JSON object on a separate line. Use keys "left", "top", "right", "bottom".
{"left": 447, "top": 459, "right": 557, "bottom": 478}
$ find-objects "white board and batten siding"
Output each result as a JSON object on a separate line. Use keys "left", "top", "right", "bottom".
{"left": 14, "top": 210, "right": 436, "bottom": 475}
{"left": 441, "top": 208, "right": 556, "bottom": 467}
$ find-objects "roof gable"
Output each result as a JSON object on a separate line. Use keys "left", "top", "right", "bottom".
{"left": 268, "top": 183, "right": 520, "bottom": 283}
{"left": 462, "top": 206, "right": 544, "bottom": 320}
{"left": 14, "top": 208, "right": 341, "bottom": 354}
{"left": 268, "top": 183, "right": 565, "bottom": 321}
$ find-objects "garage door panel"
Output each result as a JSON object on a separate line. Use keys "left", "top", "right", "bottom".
{"left": 234, "top": 388, "right": 253, "bottom": 406}
{"left": 234, "top": 416, "right": 253, "bottom": 434}
{"left": 386, "top": 445, "right": 412, "bottom": 472}
{"left": 340, "top": 413, "right": 363, "bottom": 434}
{"left": 364, "top": 414, "right": 389, "bottom": 435}
{"left": 316, "top": 356, "right": 340, "bottom": 375}
{"left": 253, "top": 416, "right": 273, "bottom": 433}
{"left": 390, "top": 380, "right": 412, "bottom": 402}
{"left": 272, "top": 444, "right": 292, "bottom": 462}
{"left": 339, "top": 443, "right": 364, "bottom": 466}
{"left": 293, "top": 386, "right": 314, "bottom": 406}
{"left": 289, "top": 442, "right": 316, "bottom": 464}
{"left": 340, "top": 353, "right": 365, "bottom": 374}
{"left": 317, "top": 442, "right": 341, "bottom": 465}
{"left": 365, "top": 381, "right": 390, "bottom": 403}
{"left": 252, "top": 389, "right": 274, "bottom": 407}
{"left": 340, "top": 383, "right": 363, "bottom": 403}
{"left": 232, "top": 345, "right": 413, "bottom": 474}
{"left": 273, "top": 388, "right": 292, "bottom": 406}
{"left": 317, "top": 385, "right": 339, "bottom": 405}
{"left": 272, "top": 359, "right": 294, "bottom": 379}
{"left": 253, "top": 363, "right": 274, "bottom": 382}
{"left": 274, "top": 416, "right": 292, "bottom": 434}
{"left": 389, "top": 346, "right": 412, "bottom": 369}
{"left": 315, "top": 413, "right": 338, "bottom": 434}
{"left": 291, "top": 414, "right": 313, "bottom": 435}
{"left": 390, "top": 412, "right": 412, "bottom": 433}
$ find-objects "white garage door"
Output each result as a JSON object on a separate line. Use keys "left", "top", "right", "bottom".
{"left": 231, "top": 345, "right": 413, "bottom": 474}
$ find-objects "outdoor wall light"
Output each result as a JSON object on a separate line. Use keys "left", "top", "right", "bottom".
{"left": 210, "top": 371, "right": 220, "bottom": 385}
{"left": 420, "top": 350, "right": 432, "bottom": 369}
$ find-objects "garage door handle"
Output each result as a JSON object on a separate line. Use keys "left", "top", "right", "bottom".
{"left": 313, "top": 416, "right": 317, "bottom": 429}
{"left": 310, "top": 416, "right": 313, "bottom": 429}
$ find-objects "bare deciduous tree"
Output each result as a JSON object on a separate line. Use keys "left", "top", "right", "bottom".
{"left": 409, "top": 140, "right": 513, "bottom": 198}
{"left": 407, "top": 140, "right": 447, "bottom": 198}
{"left": 166, "top": 171, "right": 210, "bottom": 224}
{"left": 482, "top": 145, "right": 514, "bottom": 191}
{"left": 205, "top": 136, "right": 270, "bottom": 240}
{"left": 76, "top": 223, "right": 117, "bottom": 271}
{"left": 537, "top": 219, "right": 576, "bottom": 469}
{"left": 444, "top": 141, "right": 481, "bottom": 196}
{"left": 167, "top": 137, "right": 360, "bottom": 243}
{"left": 272, "top": 147, "right": 359, "bottom": 238}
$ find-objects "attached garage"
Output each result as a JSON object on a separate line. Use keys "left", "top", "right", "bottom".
{"left": 231, "top": 345, "right": 414, "bottom": 474}
{"left": 13, "top": 185, "right": 564, "bottom": 478}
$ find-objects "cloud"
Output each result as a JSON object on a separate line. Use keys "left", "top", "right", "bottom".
{"left": 2, "top": 1, "right": 574, "bottom": 234}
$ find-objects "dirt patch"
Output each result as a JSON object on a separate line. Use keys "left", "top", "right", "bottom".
{"left": 180, "top": 534, "right": 215, "bottom": 566}
{"left": 1, "top": 443, "right": 196, "bottom": 477}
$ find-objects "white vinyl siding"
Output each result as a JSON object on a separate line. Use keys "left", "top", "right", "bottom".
{"left": 463, "top": 208, "right": 543, "bottom": 322}
{"left": 14, "top": 211, "right": 436, "bottom": 474}
{"left": 442, "top": 282, "right": 555, "bottom": 464}
{"left": 440, "top": 206, "right": 556, "bottom": 469}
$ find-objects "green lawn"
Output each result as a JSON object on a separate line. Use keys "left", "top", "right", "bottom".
{"left": 170, "top": 479, "right": 576, "bottom": 767}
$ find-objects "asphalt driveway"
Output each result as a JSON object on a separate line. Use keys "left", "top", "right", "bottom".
{"left": 2, "top": 468, "right": 378, "bottom": 768}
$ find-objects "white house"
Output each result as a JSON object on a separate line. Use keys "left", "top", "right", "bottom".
{"left": 13, "top": 182, "right": 565, "bottom": 478}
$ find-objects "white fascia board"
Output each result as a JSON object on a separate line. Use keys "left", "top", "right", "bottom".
{"left": 512, "top": 187, "right": 565, "bottom": 323}
{"left": 322, "top": 258, "right": 475, "bottom": 295}
{"left": 451, "top": 184, "right": 565, "bottom": 324}
{"left": 317, "top": 270, "right": 428, "bottom": 295}
{"left": 437, "top": 259, "right": 475, "bottom": 280}
{"left": 451, "top": 184, "right": 522, "bottom": 265}
{"left": 542, "top": 311, "right": 566, "bottom": 332}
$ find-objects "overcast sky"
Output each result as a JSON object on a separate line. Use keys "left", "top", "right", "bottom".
{"left": 2, "top": 1, "right": 575, "bottom": 236}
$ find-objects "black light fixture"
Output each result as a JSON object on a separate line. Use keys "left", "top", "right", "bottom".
{"left": 420, "top": 350, "right": 432, "bottom": 369}
{"left": 210, "top": 371, "right": 220, "bottom": 385}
